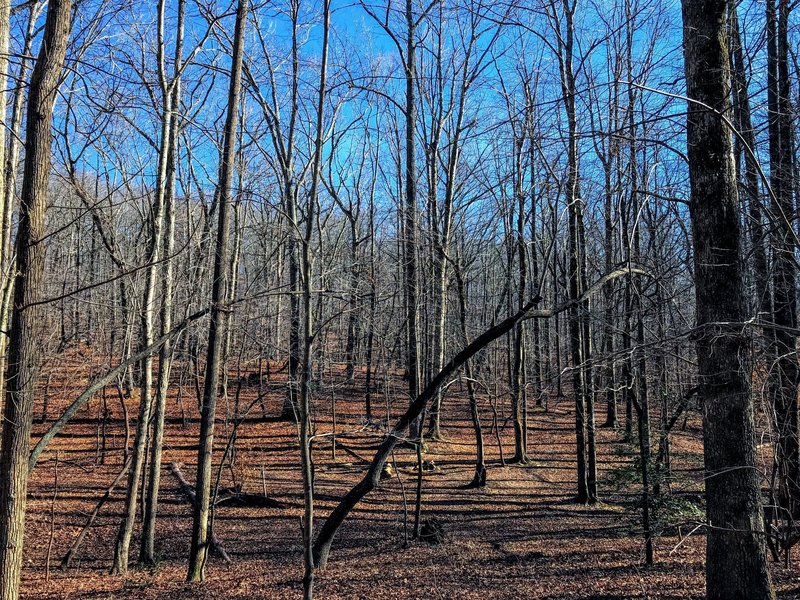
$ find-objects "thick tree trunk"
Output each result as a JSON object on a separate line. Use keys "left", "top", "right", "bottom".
{"left": 0, "top": 2, "right": 72, "bottom": 598}
{"left": 681, "top": 1, "right": 775, "bottom": 597}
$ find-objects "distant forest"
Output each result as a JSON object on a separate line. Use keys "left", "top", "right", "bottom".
{"left": 0, "top": 0, "right": 796, "bottom": 598}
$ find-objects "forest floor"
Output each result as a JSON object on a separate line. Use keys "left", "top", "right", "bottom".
{"left": 18, "top": 348, "right": 800, "bottom": 599}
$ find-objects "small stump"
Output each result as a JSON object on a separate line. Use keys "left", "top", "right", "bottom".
{"left": 420, "top": 517, "right": 446, "bottom": 545}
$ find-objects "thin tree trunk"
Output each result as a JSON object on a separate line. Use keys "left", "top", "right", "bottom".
{"left": 556, "top": 0, "right": 591, "bottom": 504}
{"left": 141, "top": 0, "right": 186, "bottom": 564}
{"left": 729, "top": 6, "right": 769, "bottom": 323}
{"left": 766, "top": 0, "right": 799, "bottom": 515}
{"left": 404, "top": 0, "right": 422, "bottom": 441}
{"left": 298, "top": 2, "right": 330, "bottom": 596}
{"left": 0, "top": 0, "right": 12, "bottom": 403}
{"left": 511, "top": 148, "right": 529, "bottom": 463}
{"left": 626, "top": 1, "right": 648, "bottom": 552}
{"left": 0, "top": 2, "right": 42, "bottom": 404}
{"left": 111, "top": 0, "right": 177, "bottom": 573}
{"left": 187, "top": 0, "right": 247, "bottom": 581}
{"left": 455, "top": 257, "right": 486, "bottom": 487}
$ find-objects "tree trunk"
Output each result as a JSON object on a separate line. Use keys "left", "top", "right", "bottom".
{"left": 141, "top": 0, "right": 186, "bottom": 564}
{"left": 766, "top": 0, "right": 799, "bottom": 516}
{"left": 0, "top": 1, "right": 40, "bottom": 409}
{"left": 0, "top": 0, "right": 11, "bottom": 403}
{"left": 511, "top": 156, "right": 529, "bottom": 464}
{"left": 111, "top": 0, "right": 178, "bottom": 573}
{"left": 298, "top": 2, "right": 330, "bottom": 596}
{"left": 557, "top": 0, "right": 592, "bottom": 504}
{"left": 681, "top": 1, "right": 775, "bottom": 597}
{"left": 404, "top": 0, "right": 422, "bottom": 441}
{"left": 0, "top": 2, "right": 72, "bottom": 598}
{"left": 729, "top": 7, "right": 769, "bottom": 324}
{"left": 455, "top": 257, "right": 486, "bottom": 487}
{"left": 187, "top": 0, "right": 247, "bottom": 581}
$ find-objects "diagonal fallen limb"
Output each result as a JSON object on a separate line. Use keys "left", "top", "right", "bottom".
{"left": 29, "top": 284, "right": 314, "bottom": 473}
{"left": 60, "top": 458, "right": 131, "bottom": 570}
{"left": 312, "top": 265, "right": 644, "bottom": 569}
{"left": 170, "top": 462, "right": 232, "bottom": 564}
{"left": 28, "top": 308, "right": 211, "bottom": 472}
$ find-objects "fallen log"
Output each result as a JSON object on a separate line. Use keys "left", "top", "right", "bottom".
{"left": 214, "top": 488, "right": 285, "bottom": 509}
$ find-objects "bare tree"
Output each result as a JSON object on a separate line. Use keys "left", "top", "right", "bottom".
{"left": 187, "top": 0, "right": 248, "bottom": 582}
{"left": 0, "top": 1, "right": 73, "bottom": 598}
{"left": 681, "top": 0, "right": 774, "bottom": 597}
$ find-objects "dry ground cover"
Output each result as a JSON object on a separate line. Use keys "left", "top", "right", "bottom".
{"left": 16, "top": 350, "right": 800, "bottom": 599}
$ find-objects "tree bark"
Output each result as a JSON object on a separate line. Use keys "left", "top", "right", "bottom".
{"left": 141, "top": 0, "right": 186, "bottom": 565}
{"left": 187, "top": 0, "right": 247, "bottom": 581}
{"left": 729, "top": 6, "right": 769, "bottom": 323}
{"left": 555, "top": 0, "right": 593, "bottom": 503}
{"left": 0, "top": 2, "right": 72, "bottom": 598}
{"left": 681, "top": 1, "right": 775, "bottom": 597}
{"left": 766, "top": 0, "right": 799, "bottom": 516}
{"left": 111, "top": 0, "right": 180, "bottom": 573}
{"left": 403, "top": 0, "right": 422, "bottom": 441}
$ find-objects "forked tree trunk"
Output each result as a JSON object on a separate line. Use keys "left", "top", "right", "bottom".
{"left": 681, "top": 1, "right": 774, "bottom": 597}
{"left": 141, "top": 0, "right": 186, "bottom": 564}
{"left": 111, "top": 0, "right": 178, "bottom": 574}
